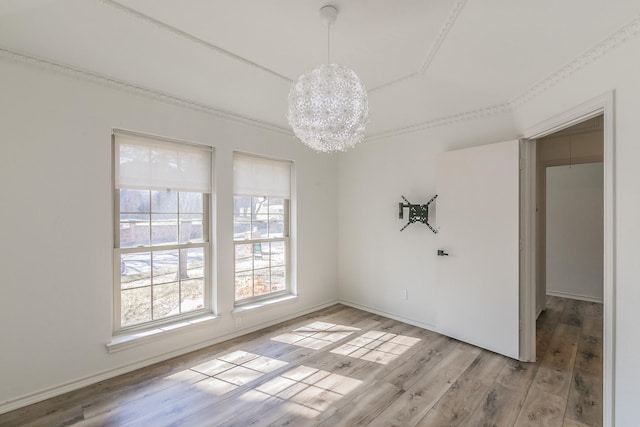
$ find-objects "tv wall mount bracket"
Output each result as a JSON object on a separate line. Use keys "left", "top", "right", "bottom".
{"left": 398, "top": 194, "right": 438, "bottom": 233}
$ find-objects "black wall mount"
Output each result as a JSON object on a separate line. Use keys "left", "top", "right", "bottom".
{"left": 398, "top": 194, "right": 438, "bottom": 233}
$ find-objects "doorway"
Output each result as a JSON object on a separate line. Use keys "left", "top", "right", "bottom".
{"left": 521, "top": 92, "right": 614, "bottom": 426}
{"left": 536, "top": 115, "right": 604, "bottom": 313}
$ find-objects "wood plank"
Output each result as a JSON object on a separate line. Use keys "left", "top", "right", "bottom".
{"left": 564, "top": 369, "right": 602, "bottom": 427}
{"left": 531, "top": 366, "right": 572, "bottom": 399}
{"left": 416, "top": 350, "right": 507, "bottom": 426}
{"left": 465, "top": 382, "right": 527, "bottom": 427}
{"left": 315, "top": 381, "right": 403, "bottom": 426}
{"left": 367, "top": 347, "right": 477, "bottom": 427}
{"left": 514, "top": 387, "right": 565, "bottom": 427}
{"left": 559, "top": 299, "right": 587, "bottom": 328}
{"left": 540, "top": 323, "right": 581, "bottom": 371}
{"left": 382, "top": 335, "right": 459, "bottom": 391}
{"left": 575, "top": 334, "right": 603, "bottom": 376}
{"left": 465, "top": 357, "right": 539, "bottom": 427}
{"left": 535, "top": 296, "right": 567, "bottom": 360}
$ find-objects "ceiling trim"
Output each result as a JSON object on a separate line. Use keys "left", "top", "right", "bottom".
{"left": 368, "top": 0, "right": 469, "bottom": 92}
{"left": 369, "top": 13, "right": 640, "bottom": 141}
{"left": 2, "top": 13, "right": 639, "bottom": 144}
{"left": 366, "top": 102, "right": 512, "bottom": 141}
{"left": 99, "top": 0, "right": 468, "bottom": 94}
{"left": 510, "top": 13, "right": 640, "bottom": 107}
{"left": 100, "top": 0, "right": 293, "bottom": 84}
{"left": 0, "top": 47, "right": 293, "bottom": 136}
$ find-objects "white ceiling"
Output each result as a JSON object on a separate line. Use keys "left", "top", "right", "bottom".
{"left": 1, "top": 0, "right": 639, "bottom": 137}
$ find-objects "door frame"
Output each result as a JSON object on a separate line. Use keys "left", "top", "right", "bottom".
{"left": 521, "top": 91, "right": 615, "bottom": 426}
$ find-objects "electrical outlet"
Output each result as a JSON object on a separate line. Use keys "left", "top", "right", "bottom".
{"left": 401, "top": 289, "right": 408, "bottom": 300}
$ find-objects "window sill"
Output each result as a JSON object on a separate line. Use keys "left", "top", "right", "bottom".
{"left": 232, "top": 294, "right": 298, "bottom": 314}
{"left": 106, "top": 314, "right": 218, "bottom": 353}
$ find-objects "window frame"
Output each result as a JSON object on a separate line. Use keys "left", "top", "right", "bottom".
{"left": 233, "top": 197, "right": 291, "bottom": 305}
{"left": 232, "top": 152, "right": 293, "bottom": 306}
{"left": 112, "top": 131, "right": 213, "bottom": 335}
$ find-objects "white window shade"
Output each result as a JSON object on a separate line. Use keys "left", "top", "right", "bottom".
{"left": 233, "top": 153, "right": 291, "bottom": 198}
{"left": 114, "top": 131, "right": 212, "bottom": 193}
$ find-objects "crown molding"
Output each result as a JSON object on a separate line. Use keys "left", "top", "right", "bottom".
{"left": 368, "top": 0, "right": 469, "bottom": 92}
{"left": 100, "top": 0, "right": 467, "bottom": 94}
{"left": 0, "top": 47, "right": 293, "bottom": 137}
{"left": 99, "top": 0, "right": 293, "bottom": 84}
{"left": 370, "top": 14, "right": 640, "bottom": 141}
{"left": 366, "top": 102, "right": 512, "bottom": 142}
{"left": 510, "top": 14, "right": 640, "bottom": 107}
{"left": 2, "top": 12, "right": 639, "bottom": 144}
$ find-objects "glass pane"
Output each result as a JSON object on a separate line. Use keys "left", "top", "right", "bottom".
{"left": 151, "top": 190, "right": 178, "bottom": 213}
{"left": 252, "top": 197, "right": 268, "bottom": 215}
{"left": 235, "top": 270, "right": 253, "bottom": 300}
{"left": 271, "top": 241, "right": 286, "bottom": 266}
{"left": 268, "top": 198, "right": 285, "bottom": 214}
{"left": 120, "top": 189, "right": 149, "bottom": 213}
{"left": 151, "top": 214, "right": 178, "bottom": 245}
{"left": 181, "top": 278, "right": 204, "bottom": 312}
{"left": 271, "top": 266, "right": 286, "bottom": 293}
{"left": 253, "top": 242, "right": 270, "bottom": 270}
{"left": 179, "top": 192, "right": 203, "bottom": 213}
{"left": 234, "top": 196, "right": 252, "bottom": 215}
{"left": 179, "top": 214, "right": 203, "bottom": 243}
{"left": 120, "top": 214, "right": 150, "bottom": 248}
{"left": 121, "top": 286, "right": 151, "bottom": 327}
{"left": 186, "top": 247, "right": 205, "bottom": 279}
{"left": 235, "top": 244, "right": 253, "bottom": 273}
{"left": 268, "top": 215, "right": 284, "bottom": 238}
{"left": 233, "top": 217, "right": 251, "bottom": 241}
{"left": 252, "top": 214, "right": 268, "bottom": 240}
{"left": 152, "top": 250, "right": 178, "bottom": 285}
{"left": 120, "top": 252, "right": 151, "bottom": 289}
{"left": 253, "top": 268, "right": 271, "bottom": 296}
{"left": 152, "top": 282, "right": 179, "bottom": 320}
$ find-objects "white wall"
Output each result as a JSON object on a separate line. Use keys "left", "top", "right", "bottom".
{"left": 546, "top": 163, "right": 604, "bottom": 302}
{"left": 0, "top": 58, "right": 339, "bottom": 411}
{"left": 514, "top": 35, "right": 640, "bottom": 426}
{"left": 339, "top": 34, "right": 640, "bottom": 425}
{"left": 338, "top": 114, "right": 519, "bottom": 328}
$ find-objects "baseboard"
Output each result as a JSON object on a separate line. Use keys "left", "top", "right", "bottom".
{"left": 338, "top": 298, "right": 437, "bottom": 332}
{"left": 546, "top": 290, "right": 603, "bottom": 304}
{"left": 0, "top": 299, "right": 339, "bottom": 415}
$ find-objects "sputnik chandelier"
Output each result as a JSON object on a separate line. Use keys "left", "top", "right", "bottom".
{"left": 287, "top": 5, "right": 369, "bottom": 153}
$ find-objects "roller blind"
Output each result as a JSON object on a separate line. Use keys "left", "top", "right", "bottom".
{"left": 233, "top": 152, "right": 291, "bottom": 198}
{"left": 114, "top": 131, "right": 212, "bottom": 193}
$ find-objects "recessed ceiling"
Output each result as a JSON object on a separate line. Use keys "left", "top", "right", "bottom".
{"left": 1, "top": 0, "right": 639, "bottom": 137}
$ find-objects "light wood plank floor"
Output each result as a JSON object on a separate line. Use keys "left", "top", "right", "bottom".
{"left": 0, "top": 296, "right": 602, "bottom": 426}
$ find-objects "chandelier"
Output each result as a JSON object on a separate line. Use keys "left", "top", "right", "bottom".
{"left": 287, "top": 5, "right": 369, "bottom": 153}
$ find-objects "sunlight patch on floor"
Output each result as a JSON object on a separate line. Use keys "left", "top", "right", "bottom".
{"left": 330, "top": 330, "right": 421, "bottom": 364}
{"left": 190, "top": 350, "right": 288, "bottom": 392}
{"left": 271, "top": 321, "right": 360, "bottom": 350}
{"left": 248, "top": 365, "right": 363, "bottom": 418}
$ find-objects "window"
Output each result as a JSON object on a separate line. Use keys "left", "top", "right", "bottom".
{"left": 113, "top": 131, "right": 212, "bottom": 333}
{"left": 233, "top": 153, "right": 291, "bottom": 304}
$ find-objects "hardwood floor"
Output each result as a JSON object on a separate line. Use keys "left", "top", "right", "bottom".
{"left": 0, "top": 296, "right": 603, "bottom": 426}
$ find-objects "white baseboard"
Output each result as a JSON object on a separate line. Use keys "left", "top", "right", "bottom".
{"left": 0, "top": 299, "right": 339, "bottom": 415}
{"left": 546, "top": 290, "right": 603, "bottom": 304}
{"left": 338, "top": 299, "right": 437, "bottom": 332}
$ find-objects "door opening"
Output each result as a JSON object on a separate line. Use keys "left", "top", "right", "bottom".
{"left": 521, "top": 92, "right": 614, "bottom": 426}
